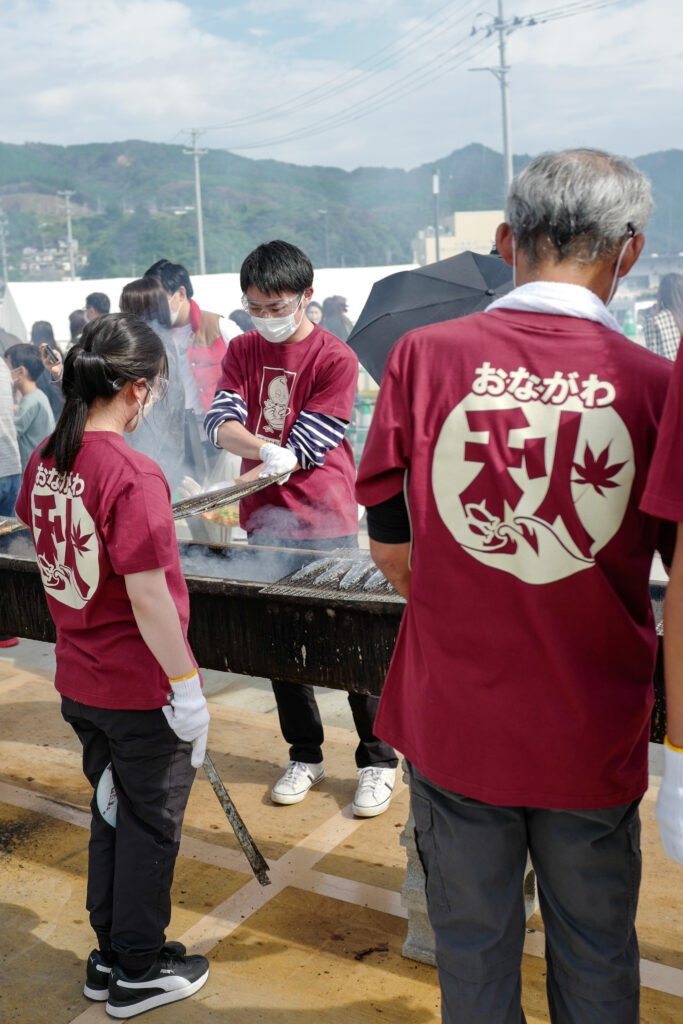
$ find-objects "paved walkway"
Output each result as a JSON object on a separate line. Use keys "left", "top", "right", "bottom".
{"left": 0, "top": 642, "right": 681, "bottom": 1023}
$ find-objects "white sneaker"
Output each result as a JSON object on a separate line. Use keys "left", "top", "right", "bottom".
{"left": 271, "top": 760, "right": 325, "bottom": 805}
{"left": 352, "top": 766, "right": 396, "bottom": 817}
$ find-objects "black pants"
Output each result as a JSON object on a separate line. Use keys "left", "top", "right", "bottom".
{"left": 61, "top": 698, "right": 196, "bottom": 973}
{"left": 248, "top": 531, "right": 398, "bottom": 770}
{"left": 271, "top": 678, "right": 397, "bottom": 767}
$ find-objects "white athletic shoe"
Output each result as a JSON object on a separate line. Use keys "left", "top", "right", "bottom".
{"left": 352, "top": 766, "right": 396, "bottom": 817}
{"left": 271, "top": 760, "right": 325, "bottom": 805}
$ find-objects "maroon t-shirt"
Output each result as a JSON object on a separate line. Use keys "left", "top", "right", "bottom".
{"left": 16, "top": 432, "right": 192, "bottom": 710}
{"left": 356, "top": 309, "right": 673, "bottom": 809}
{"left": 217, "top": 325, "right": 358, "bottom": 539}
{"left": 641, "top": 336, "right": 683, "bottom": 521}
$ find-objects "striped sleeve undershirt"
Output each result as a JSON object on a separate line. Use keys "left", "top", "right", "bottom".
{"left": 286, "top": 409, "right": 348, "bottom": 470}
{"left": 204, "top": 392, "right": 347, "bottom": 470}
{"left": 204, "top": 390, "right": 248, "bottom": 447}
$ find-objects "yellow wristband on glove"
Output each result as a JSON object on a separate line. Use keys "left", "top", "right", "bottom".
{"left": 169, "top": 671, "right": 199, "bottom": 684}
{"left": 664, "top": 735, "right": 683, "bottom": 754}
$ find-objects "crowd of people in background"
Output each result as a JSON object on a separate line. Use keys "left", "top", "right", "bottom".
{"left": 0, "top": 277, "right": 359, "bottom": 499}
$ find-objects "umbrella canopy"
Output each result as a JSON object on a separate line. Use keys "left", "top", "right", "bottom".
{"left": 348, "top": 251, "right": 513, "bottom": 384}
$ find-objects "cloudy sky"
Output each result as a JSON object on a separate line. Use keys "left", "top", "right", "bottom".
{"left": 2, "top": 0, "right": 680, "bottom": 170}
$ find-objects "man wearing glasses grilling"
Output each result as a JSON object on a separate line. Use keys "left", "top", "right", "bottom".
{"left": 204, "top": 239, "right": 398, "bottom": 817}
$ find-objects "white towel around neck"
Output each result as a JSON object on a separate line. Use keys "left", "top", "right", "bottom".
{"left": 485, "top": 281, "right": 621, "bottom": 334}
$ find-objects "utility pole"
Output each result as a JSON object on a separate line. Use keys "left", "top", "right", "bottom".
{"left": 432, "top": 170, "right": 441, "bottom": 262}
{"left": 184, "top": 129, "right": 208, "bottom": 275}
{"left": 317, "top": 209, "right": 329, "bottom": 266}
{"left": 470, "top": 0, "right": 515, "bottom": 195}
{"left": 0, "top": 210, "right": 8, "bottom": 289}
{"left": 57, "top": 190, "right": 76, "bottom": 281}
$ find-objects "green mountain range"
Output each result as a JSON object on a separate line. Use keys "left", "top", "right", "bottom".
{"left": 0, "top": 140, "right": 681, "bottom": 280}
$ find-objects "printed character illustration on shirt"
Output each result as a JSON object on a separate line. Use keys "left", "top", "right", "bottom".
{"left": 255, "top": 368, "right": 296, "bottom": 443}
{"left": 432, "top": 363, "right": 634, "bottom": 585}
{"left": 31, "top": 462, "right": 99, "bottom": 609}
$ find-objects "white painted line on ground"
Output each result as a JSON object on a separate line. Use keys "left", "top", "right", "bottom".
{"left": 179, "top": 833, "right": 252, "bottom": 874}
{"left": 305, "top": 871, "right": 408, "bottom": 919}
{"left": 639, "top": 957, "right": 683, "bottom": 998}
{"left": 0, "top": 780, "right": 89, "bottom": 829}
{"left": 2, "top": 781, "right": 681, "bottom": 1005}
{"left": 178, "top": 803, "right": 367, "bottom": 953}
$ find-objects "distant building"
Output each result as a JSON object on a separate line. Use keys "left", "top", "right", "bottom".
{"left": 619, "top": 252, "right": 683, "bottom": 293}
{"left": 18, "top": 239, "right": 87, "bottom": 281}
{"left": 412, "top": 209, "right": 503, "bottom": 265}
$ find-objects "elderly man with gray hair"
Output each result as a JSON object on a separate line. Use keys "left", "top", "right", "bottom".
{"left": 356, "top": 149, "right": 679, "bottom": 1023}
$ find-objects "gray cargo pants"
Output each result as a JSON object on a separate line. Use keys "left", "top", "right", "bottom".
{"left": 409, "top": 764, "right": 641, "bottom": 1024}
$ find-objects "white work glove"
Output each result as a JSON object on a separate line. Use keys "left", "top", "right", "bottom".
{"left": 258, "top": 442, "right": 298, "bottom": 484}
{"left": 179, "top": 476, "right": 203, "bottom": 499}
{"left": 656, "top": 737, "right": 683, "bottom": 867}
{"left": 162, "top": 671, "right": 210, "bottom": 768}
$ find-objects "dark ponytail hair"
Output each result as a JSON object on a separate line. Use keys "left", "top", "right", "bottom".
{"left": 41, "top": 313, "right": 168, "bottom": 475}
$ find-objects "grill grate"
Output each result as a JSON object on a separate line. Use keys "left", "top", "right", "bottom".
{"left": 261, "top": 554, "right": 402, "bottom": 603}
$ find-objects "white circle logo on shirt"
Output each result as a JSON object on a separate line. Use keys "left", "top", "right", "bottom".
{"left": 31, "top": 467, "right": 99, "bottom": 609}
{"left": 432, "top": 389, "right": 634, "bottom": 585}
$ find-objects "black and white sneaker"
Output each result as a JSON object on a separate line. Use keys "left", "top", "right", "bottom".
{"left": 84, "top": 942, "right": 187, "bottom": 1003}
{"left": 106, "top": 947, "right": 209, "bottom": 1018}
{"left": 84, "top": 949, "right": 116, "bottom": 1001}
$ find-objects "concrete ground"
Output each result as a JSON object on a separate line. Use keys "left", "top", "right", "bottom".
{"left": 0, "top": 640, "right": 681, "bottom": 1024}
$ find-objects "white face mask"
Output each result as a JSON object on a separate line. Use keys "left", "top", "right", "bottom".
{"left": 168, "top": 292, "right": 183, "bottom": 326}
{"left": 124, "top": 386, "right": 158, "bottom": 432}
{"left": 251, "top": 296, "right": 304, "bottom": 344}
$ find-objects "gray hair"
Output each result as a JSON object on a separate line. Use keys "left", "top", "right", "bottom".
{"left": 506, "top": 148, "right": 653, "bottom": 264}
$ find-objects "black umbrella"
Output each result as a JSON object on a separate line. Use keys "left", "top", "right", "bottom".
{"left": 347, "top": 250, "right": 513, "bottom": 384}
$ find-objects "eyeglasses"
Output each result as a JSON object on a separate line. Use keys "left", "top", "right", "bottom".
{"left": 142, "top": 376, "right": 168, "bottom": 403}
{"left": 241, "top": 293, "right": 303, "bottom": 318}
{"left": 149, "top": 376, "right": 169, "bottom": 401}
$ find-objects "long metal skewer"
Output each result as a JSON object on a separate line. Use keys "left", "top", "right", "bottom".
{"left": 202, "top": 753, "right": 271, "bottom": 886}
{"left": 171, "top": 473, "right": 290, "bottom": 520}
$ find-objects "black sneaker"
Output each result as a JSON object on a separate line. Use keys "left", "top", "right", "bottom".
{"left": 84, "top": 949, "right": 116, "bottom": 1001}
{"left": 83, "top": 942, "right": 186, "bottom": 1003}
{"left": 106, "top": 947, "right": 209, "bottom": 1019}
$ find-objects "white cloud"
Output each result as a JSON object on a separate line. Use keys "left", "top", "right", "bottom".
{"left": 0, "top": 0, "right": 680, "bottom": 169}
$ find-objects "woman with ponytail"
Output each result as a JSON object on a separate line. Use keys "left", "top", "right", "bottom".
{"left": 15, "top": 313, "right": 211, "bottom": 1018}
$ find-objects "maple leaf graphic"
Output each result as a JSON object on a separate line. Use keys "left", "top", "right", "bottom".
{"left": 70, "top": 521, "right": 93, "bottom": 556}
{"left": 572, "top": 442, "right": 626, "bottom": 496}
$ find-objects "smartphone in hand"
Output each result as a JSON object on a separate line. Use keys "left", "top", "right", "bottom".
{"left": 40, "top": 343, "right": 61, "bottom": 366}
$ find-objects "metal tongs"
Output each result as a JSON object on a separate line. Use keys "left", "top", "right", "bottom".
{"left": 171, "top": 472, "right": 291, "bottom": 521}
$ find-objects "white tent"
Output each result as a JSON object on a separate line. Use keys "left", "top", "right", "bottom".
{"left": 0, "top": 265, "right": 416, "bottom": 346}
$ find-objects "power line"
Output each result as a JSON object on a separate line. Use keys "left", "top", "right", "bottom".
{"left": 222, "top": 0, "right": 624, "bottom": 153}
{"left": 227, "top": 33, "right": 492, "bottom": 151}
{"left": 191, "top": 0, "right": 481, "bottom": 133}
